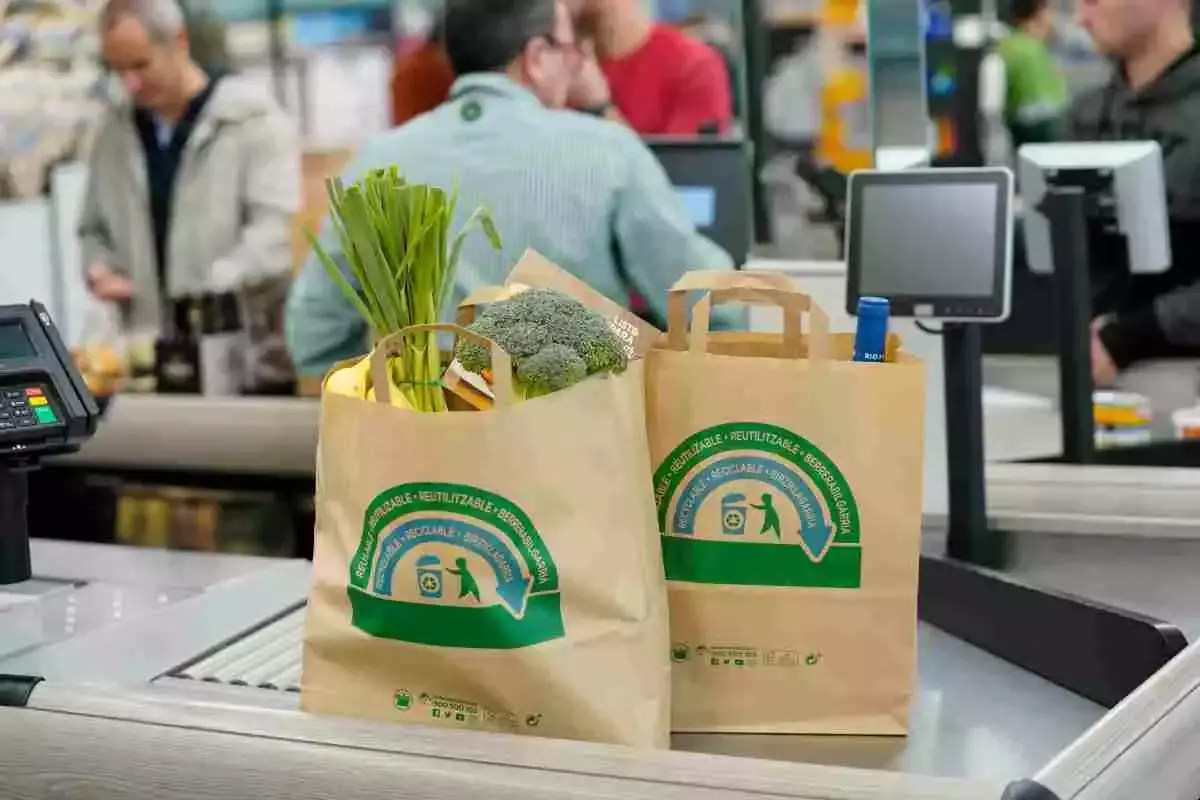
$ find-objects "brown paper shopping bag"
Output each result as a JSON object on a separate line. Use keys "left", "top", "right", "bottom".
{"left": 302, "top": 324, "right": 671, "bottom": 748}
{"left": 646, "top": 272, "right": 926, "bottom": 735}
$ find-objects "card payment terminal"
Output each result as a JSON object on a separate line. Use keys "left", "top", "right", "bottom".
{"left": 0, "top": 302, "right": 100, "bottom": 585}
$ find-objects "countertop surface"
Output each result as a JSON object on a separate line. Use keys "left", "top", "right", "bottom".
{"left": 165, "top": 607, "right": 1102, "bottom": 785}
{"left": 3, "top": 540, "right": 1108, "bottom": 785}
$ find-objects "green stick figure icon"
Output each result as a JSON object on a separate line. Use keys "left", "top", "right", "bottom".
{"left": 752, "top": 493, "right": 782, "bottom": 539}
{"left": 447, "top": 557, "right": 481, "bottom": 603}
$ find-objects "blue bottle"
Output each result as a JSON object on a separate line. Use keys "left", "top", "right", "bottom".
{"left": 853, "top": 297, "right": 891, "bottom": 363}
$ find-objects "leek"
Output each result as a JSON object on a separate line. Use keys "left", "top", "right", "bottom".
{"left": 309, "top": 167, "right": 501, "bottom": 412}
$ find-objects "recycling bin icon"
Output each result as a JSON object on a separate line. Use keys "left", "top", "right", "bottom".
{"left": 416, "top": 554, "right": 444, "bottom": 599}
{"left": 721, "top": 493, "right": 748, "bottom": 536}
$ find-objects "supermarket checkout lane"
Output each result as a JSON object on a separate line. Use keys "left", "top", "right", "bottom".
{"left": 0, "top": 283, "right": 1069, "bottom": 790}
{"left": 2, "top": 315, "right": 1195, "bottom": 790}
{"left": 0, "top": 540, "right": 1111, "bottom": 785}
{"left": 2, "top": 178, "right": 1200, "bottom": 796}
{"left": 3, "top": 421, "right": 1198, "bottom": 794}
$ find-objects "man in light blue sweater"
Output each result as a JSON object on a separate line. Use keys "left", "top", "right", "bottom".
{"left": 286, "top": 0, "right": 738, "bottom": 377}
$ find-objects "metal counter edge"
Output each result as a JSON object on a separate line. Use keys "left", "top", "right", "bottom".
{"left": 1032, "top": 638, "right": 1200, "bottom": 800}
{"left": 4, "top": 682, "right": 999, "bottom": 800}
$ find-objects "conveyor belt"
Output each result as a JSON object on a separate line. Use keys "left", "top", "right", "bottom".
{"left": 0, "top": 544, "right": 313, "bottom": 686}
{"left": 173, "top": 608, "right": 305, "bottom": 692}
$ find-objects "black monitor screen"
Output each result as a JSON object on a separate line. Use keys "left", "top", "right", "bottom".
{"left": 857, "top": 182, "right": 999, "bottom": 297}
{"left": 0, "top": 321, "right": 33, "bottom": 360}
{"left": 649, "top": 140, "right": 752, "bottom": 263}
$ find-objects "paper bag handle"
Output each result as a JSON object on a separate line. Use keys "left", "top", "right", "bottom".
{"left": 667, "top": 271, "right": 830, "bottom": 360}
{"left": 371, "top": 323, "right": 515, "bottom": 408}
{"left": 668, "top": 269, "right": 801, "bottom": 295}
{"left": 455, "top": 286, "right": 512, "bottom": 326}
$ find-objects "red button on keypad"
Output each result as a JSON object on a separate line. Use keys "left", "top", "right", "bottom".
{"left": 25, "top": 387, "right": 42, "bottom": 396}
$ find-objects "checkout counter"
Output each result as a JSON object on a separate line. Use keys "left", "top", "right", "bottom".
{"left": 5, "top": 537, "right": 1197, "bottom": 799}
{"left": 4, "top": 171, "right": 1200, "bottom": 798}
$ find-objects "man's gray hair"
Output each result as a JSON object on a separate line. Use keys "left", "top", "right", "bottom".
{"left": 102, "top": 0, "right": 187, "bottom": 41}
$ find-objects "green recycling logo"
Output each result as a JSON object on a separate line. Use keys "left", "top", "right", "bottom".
{"left": 654, "top": 423, "right": 862, "bottom": 589}
{"left": 348, "top": 482, "right": 564, "bottom": 649}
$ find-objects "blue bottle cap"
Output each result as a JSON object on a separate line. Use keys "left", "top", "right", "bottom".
{"left": 857, "top": 296, "right": 891, "bottom": 318}
{"left": 853, "top": 296, "right": 890, "bottom": 363}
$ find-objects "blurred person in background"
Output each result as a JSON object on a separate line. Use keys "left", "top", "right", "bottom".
{"left": 390, "top": 15, "right": 456, "bottom": 126}
{"left": 566, "top": 0, "right": 733, "bottom": 134}
{"left": 80, "top": 0, "right": 300, "bottom": 333}
{"left": 181, "top": 3, "right": 232, "bottom": 75}
{"left": 1069, "top": 0, "right": 1200, "bottom": 384}
{"left": 286, "top": 0, "right": 735, "bottom": 377}
{"left": 999, "top": 0, "right": 1069, "bottom": 148}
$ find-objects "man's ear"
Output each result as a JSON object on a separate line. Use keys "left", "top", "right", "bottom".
{"left": 174, "top": 28, "right": 191, "bottom": 55}
{"left": 519, "top": 38, "right": 545, "bottom": 83}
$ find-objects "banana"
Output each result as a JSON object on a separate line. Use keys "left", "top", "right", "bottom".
{"left": 324, "top": 356, "right": 371, "bottom": 399}
{"left": 324, "top": 354, "right": 420, "bottom": 411}
{"left": 360, "top": 368, "right": 415, "bottom": 410}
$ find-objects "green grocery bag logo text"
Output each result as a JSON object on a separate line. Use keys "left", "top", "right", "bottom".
{"left": 654, "top": 423, "right": 862, "bottom": 588}
{"left": 348, "top": 482, "right": 564, "bottom": 649}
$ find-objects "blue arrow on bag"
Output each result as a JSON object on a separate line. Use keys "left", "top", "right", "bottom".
{"left": 798, "top": 518, "right": 836, "bottom": 563}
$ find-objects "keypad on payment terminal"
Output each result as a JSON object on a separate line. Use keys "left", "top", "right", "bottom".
{"left": 0, "top": 386, "right": 59, "bottom": 433}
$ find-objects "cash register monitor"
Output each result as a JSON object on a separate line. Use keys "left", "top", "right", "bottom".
{"left": 1019, "top": 141, "right": 1171, "bottom": 275}
{"left": 845, "top": 168, "right": 1014, "bottom": 321}
{"left": 647, "top": 138, "right": 753, "bottom": 264}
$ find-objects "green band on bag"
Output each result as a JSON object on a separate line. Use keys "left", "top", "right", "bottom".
{"left": 348, "top": 482, "right": 565, "bottom": 648}
{"left": 348, "top": 587, "right": 565, "bottom": 649}
{"left": 653, "top": 422, "right": 863, "bottom": 589}
{"left": 661, "top": 538, "right": 862, "bottom": 588}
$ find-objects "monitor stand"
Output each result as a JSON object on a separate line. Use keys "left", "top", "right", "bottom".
{"left": 942, "top": 324, "right": 1002, "bottom": 566}
{"left": 0, "top": 469, "right": 32, "bottom": 585}
{"left": 943, "top": 185, "right": 1097, "bottom": 565}
{"left": 1040, "top": 184, "right": 1096, "bottom": 464}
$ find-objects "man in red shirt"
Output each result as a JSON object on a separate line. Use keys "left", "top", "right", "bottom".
{"left": 567, "top": 0, "right": 733, "bottom": 135}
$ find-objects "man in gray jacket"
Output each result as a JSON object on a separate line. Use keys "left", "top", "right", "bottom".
{"left": 1069, "top": 0, "right": 1200, "bottom": 383}
{"left": 80, "top": 0, "right": 300, "bottom": 334}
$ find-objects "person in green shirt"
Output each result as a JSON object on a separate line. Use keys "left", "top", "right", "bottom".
{"left": 998, "top": 0, "right": 1070, "bottom": 148}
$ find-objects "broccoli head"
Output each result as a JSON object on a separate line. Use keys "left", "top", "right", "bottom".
{"left": 454, "top": 287, "right": 629, "bottom": 399}
{"left": 454, "top": 316, "right": 498, "bottom": 375}
{"left": 516, "top": 344, "right": 588, "bottom": 398}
